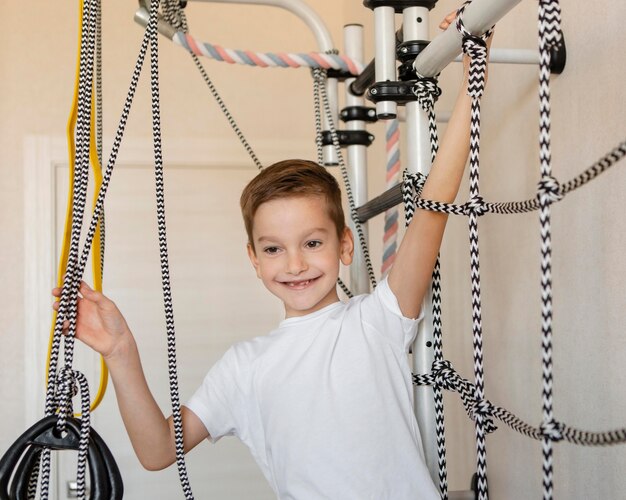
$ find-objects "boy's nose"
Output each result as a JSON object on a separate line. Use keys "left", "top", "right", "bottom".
{"left": 287, "top": 252, "right": 308, "bottom": 275}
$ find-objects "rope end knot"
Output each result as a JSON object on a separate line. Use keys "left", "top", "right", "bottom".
{"left": 412, "top": 77, "right": 442, "bottom": 112}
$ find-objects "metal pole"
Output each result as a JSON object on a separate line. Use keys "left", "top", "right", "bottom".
{"left": 402, "top": 4, "right": 440, "bottom": 487}
{"left": 344, "top": 24, "right": 370, "bottom": 295}
{"left": 373, "top": 5, "right": 398, "bottom": 119}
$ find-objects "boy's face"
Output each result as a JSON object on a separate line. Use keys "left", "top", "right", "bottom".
{"left": 247, "top": 195, "right": 353, "bottom": 319}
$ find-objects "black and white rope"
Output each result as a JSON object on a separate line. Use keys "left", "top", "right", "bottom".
{"left": 40, "top": 0, "right": 99, "bottom": 496}
{"left": 402, "top": 138, "right": 625, "bottom": 218}
{"left": 312, "top": 67, "right": 378, "bottom": 291}
{"left": 455, "top": 3, "right": 493, "bottom": 497}
{"left": 148, "top": 3, "right": 195, "bottom": 496}
{"left": 96, "top": 0, "right": 106, "bottom": 273}
{"left": 161, "top": 0, "right": 263, "bottom": 170}
{"left": 68, "top": 1, "right": 197, "bottom": 497}
{"left": 405, "top": 76, "right": 450, "bottom": 499}
{"left": 536, "top": 1, "right": 563, "bottom": 497}
{"left": 38, "top": 1, "right": 176, "bottom": 498}
{"left": 413, "top": 361, "right": 626, "bottom": 446}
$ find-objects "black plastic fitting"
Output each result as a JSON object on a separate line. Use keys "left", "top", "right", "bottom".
{"left": 321, "top": 130, "right": 375, "bottom": 147}
{"left": 363, "top": 0, "right": 438, "bottom": 13}
{"left": 339, "top": 106, "right": 378, "bottom": 123}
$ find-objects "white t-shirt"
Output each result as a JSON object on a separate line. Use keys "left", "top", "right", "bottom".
{"left": 186, "top": 278, "right": 439, "bottom": 500}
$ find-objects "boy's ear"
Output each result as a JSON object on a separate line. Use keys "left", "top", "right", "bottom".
{"left": 340, "top": 227, "right": 354, "bottom": 266}
{"left": 247, "top": 243, "right": 262, "bottom": 279}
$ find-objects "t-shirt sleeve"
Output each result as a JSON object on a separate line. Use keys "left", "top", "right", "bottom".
{"left": 361, "top": 277, "right": 424, "bottom": 351}
{"left": 185, "top": 345, "right": 248, "bottom": 443}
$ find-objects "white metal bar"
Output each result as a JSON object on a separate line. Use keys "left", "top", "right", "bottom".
{"left": 373, "top": 6, "right": 397, "bottom": 118}
{"left": 402, "top": 4, "right": 441, "bottom": 488}
{"left": 413, "top": 0, "right": 523, "bottom": 77}
{"left": 455, "top": 48, "right": 540, "bottom": 65}
{"left": 344, "top": 24, "right": 371, "bottom": 295}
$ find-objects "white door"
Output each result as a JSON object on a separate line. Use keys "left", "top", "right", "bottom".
{"left": 49, "top": 151, "right": 283, "bottom": 498}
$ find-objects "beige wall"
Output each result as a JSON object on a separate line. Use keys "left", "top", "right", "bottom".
{"left": 2, "top": 1, "right": 625, "bottom": 499}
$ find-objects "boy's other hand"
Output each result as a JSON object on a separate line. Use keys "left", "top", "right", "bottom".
{"left": 52, "top": 281, "right": 134, "bottom": 360}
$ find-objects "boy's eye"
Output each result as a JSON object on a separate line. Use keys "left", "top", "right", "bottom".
{"left": 263, "top": 246, "right": 281, "bottom": 255}
{"left": 305, "top": 240, "right": 322, "bottom": 249}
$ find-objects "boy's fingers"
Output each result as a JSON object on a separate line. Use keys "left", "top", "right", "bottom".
{"left": 79, "top": 281, "right": 102, "bottom": 301}
{"left": 439, "top": 11, "right": 458, "bottom": 30}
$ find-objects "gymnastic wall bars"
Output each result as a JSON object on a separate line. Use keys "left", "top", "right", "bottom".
{"left": 356, "top": 0, "right": 549, "bottom": 494}
{"left": 134, "top": 0, "right": 556, "bottom": 494}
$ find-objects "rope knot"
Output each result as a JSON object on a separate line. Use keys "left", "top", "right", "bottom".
{"left": 540, "top": 419, "right": 564, "bottom": 442}
{"left": 403, "top": 171, "right": 427, "bottom": 192}
{"left": 412, "top": 78, "right": 442, "bottom": 112}
{"left": 537, "top": 175, "right": 564, "bottom": 204}
{"left": 402, "top": 171, "right": 428, "bottom": 225}
{"left": 465, "top": 397, "right": 497, "bottom": 434}
{"left": 57, "top": 367, "right": 79, "bottom": 399}
{"left": 461, "top": 35, "right": 488, "bottom": 61}
{"left": 470, "top": 398, "right": 492, "bottom": 421}
{"left": 464, "top": 195, "right": 487, "bottom": 216}
{"left": 431, "top": 359, "right": 456, "bottom": 390}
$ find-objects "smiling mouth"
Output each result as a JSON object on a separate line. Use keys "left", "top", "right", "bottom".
{"left": 281, "top": 277, "right": 319, "bottom": 289}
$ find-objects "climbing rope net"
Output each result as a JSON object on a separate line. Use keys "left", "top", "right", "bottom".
{"left": 2, "top": 0, "right": 624, "bottom": 500}
{"left": 403, "top": 2, "right": 626, "bottom": 500}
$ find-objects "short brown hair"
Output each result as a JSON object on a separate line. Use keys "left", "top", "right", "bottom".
{"left": 240, "top": 159, "right": 346, "bottom": 247}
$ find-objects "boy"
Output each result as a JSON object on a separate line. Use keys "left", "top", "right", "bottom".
{"left": 54, "top": 13, "right": 482, "bottom": 498}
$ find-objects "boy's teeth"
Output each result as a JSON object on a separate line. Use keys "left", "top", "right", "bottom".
{"left": 288, "top": 280, "right": 309, "bottom": 287}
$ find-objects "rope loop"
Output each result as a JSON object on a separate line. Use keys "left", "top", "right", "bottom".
{"left": 540, "top": 419, "right": 564, "bottom": 442}
{"left": 455, "top": 1, "right": 494, "bottom": 43}
{"left": 412, "top": 77, "right": 442, "bottom": 113}
{"left": 463, "top": 195, "right": 488, "bottom": 216}
{"left": 456, "top": 1, "right": 493, "bottom": 100}
{"left": 537, "top": 174, "right": 564, "bottom": 204}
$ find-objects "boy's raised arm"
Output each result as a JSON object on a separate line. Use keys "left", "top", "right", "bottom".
{"left": 52, "top": 281, "right": 209, "bottom": 470}
{"left": 388, "top": 13, "right": 488, "bottom": 318}
{"left": 387, "top": 84, "right": 472, "bottom": 319}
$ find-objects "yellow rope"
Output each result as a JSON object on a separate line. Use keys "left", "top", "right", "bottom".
{"left": 47, "top": 0, "right": 108, "bottom": 414}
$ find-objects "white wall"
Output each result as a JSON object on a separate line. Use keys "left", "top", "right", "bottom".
{"left": 2, "top": 1, "right": 625, "bottom": 499}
